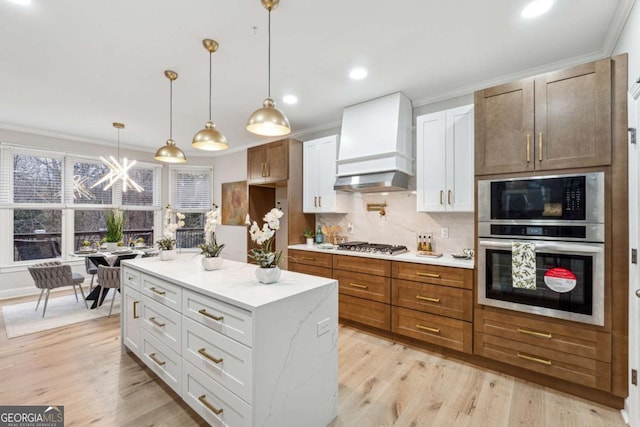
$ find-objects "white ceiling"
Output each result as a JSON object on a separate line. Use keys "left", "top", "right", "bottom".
{"left": 0, "top": 0, "right": 634, "bottom": 157}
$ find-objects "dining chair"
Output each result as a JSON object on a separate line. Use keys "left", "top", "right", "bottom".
{"left": 96, "top": 265, "right": 121, "bottom": 317}
{"left": 27, "top": 261, "right": 87, "bottom": 317}
{"left": 84, "top": 257, "right": 98, "bottom": 291}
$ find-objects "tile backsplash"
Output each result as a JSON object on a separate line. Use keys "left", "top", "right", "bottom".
{"left": 316, "top": 192, "right": 474, "bottom": 254}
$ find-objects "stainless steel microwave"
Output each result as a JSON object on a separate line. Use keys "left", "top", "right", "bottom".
{"left": 478, "top": 172, "right": 605, "bottom": 226}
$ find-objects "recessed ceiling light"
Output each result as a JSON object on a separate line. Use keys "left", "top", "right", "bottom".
{"left": 282, "top": 94, "right": 298, "bottom": 105}
{"left": 349, "top": 67, "right": 368, "bottom": 80}
{"left": 521, "top": 0, "right": 553, "bottom": 18}
{"left": 8, "top": 0, "right": 32, "bottom": 5}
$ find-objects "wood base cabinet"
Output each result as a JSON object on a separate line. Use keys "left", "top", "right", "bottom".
{"left": 391, "top": 262, "right": 474, "bottom": 354}
{"left": 474, "top": 307, "right": 612, "bottom": 391}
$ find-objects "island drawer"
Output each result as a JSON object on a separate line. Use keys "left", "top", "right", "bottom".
{"left": 121, "top": 266, "right": 141, "bottom": 291}
{"left": 289, "top": 249, "right": 333, "bottom": 268}
{"left": 183, "top": 361, "right": 252, "bottom": 427}
{"left": 141, "top": 274, "right": 182, "bottom": 312}
{"left": 183, "top": 317, "right": 253, "bottom": 403}
{"left": 334, "top": 269, "right": 390, "bottom": 303}
{"left": 141, "top": 295, "right": 182, "bottom": 355}
{"left": 474, "top": 308, "right": 611, "bottom": 362}
{"left": 183, "top": 289, "right": 253, "bottom": 347}
{"left": 141, "top": 330, "right": 182, "bottom": 396}
{"left": 474, "top": 332, "right": 611, "bottom": 391}
{"left": 339, "top": 294, "right": 390, "bottom": 331}
{"left": 392, "top": 307, "right": 472, "bottom": 353}
{"left": 392, "top": 279, "right": 472, "bottom": 321}
{"left": 334, "top": 255, "right": 391, "bottom": 277}
{"left": 392, "top": 262, "right": 473, "bottom": 289}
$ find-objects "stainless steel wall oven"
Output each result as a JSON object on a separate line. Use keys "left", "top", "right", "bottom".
{"left": 477, "top": 172, "right": 605, "bottom": 326}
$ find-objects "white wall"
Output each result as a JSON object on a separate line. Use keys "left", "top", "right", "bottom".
{"left": 613, "top": 0, "right": 640, "bottom": 87}
{"left": 211, "top": 150, "right": 248, "bottom": 262}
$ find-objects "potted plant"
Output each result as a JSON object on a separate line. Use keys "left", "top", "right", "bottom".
{"left": 199, "top": 205, "right": 225, "bottom": 270}
{"left": 246, "top": 208, "right": 284, "bottom": 284}
{"left": 135, "top": 237, "right": 145, "bottom": 248}
{"left": 156, "top": 204, "right": 185, "bottom": 260}
{"left": 104, "top": 209, "right": 124, "bottom": 251}
{"left": 303, "top": 228, "right": 315, "bottom": 247}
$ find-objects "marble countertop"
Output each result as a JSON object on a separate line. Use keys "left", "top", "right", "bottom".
{"left": 122, "top": 254, "right": 337, "bottom": 311}
{"left": 288, "top": 244, "right": 475, "bottom": 269}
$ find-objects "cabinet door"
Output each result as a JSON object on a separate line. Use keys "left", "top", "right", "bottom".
{"left": 416, "top": 111, "right": 447, "bottom": 212}
{"left": 534, "top": 58, "right": 611, "bottom": 170}
{"left": 247, "top": 145, "right": 268, "bottom": 183}
{"left": 122, "top": 285, "right": 141, "bottom": 356}
{"left": 316, "top": 136, "right": 338, "bottom": 212}
{"left": 265, "top": 140, "right": 288, "bottom": 181}
{"left": 447, "top": 105, "right": 474, "bottom": 212}
{"left": 475, "top": 79, "right": 535, "bottom": 175}
{"left": 302, "top": 140, "right": 320, "bottom": 212}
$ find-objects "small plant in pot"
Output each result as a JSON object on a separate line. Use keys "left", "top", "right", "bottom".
{"left": 246, "top": 208, "right": 284, "bottom": 284}
{"left": 156, "top": 204, "right": 185, "bottom": 260}
{"left": 199, "top": 205, "right": 225, "bottom": 270}
{"left": 303, "top": 228, "right": 315, "bottom": 247}
{"left": 104, "top": 209, "right": 124, "bottom": 251}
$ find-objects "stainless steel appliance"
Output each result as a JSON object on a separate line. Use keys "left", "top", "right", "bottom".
{"left": 477, "top": 172, "right": 605, "bottom": 326}
{"left": 338, "top": 241, "right": 409, "bottom": 255}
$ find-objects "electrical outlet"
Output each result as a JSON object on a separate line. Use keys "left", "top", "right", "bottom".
{"left": 441, "top": 227, "right": 449, "bottom": 239}
{"left": 317, "top": 318, "right": 331, "bottom": 337}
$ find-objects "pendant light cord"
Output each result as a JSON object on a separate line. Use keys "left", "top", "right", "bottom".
{"left": 209, "top": 51, "right": 212, "bottom": 121}
{"left": 117, "top": 127, "right": 120, "bottom": 160}
{"left": 169, "top": 79, "right": 173, "bottom": 139}
{"left": 267, "top": 8, "right": 271, "bottom": 98}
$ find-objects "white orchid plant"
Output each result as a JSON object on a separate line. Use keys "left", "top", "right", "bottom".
{"left": 199, "top": 205, "right": 225, "bottom": 257}
{"left": 246, "top": 207, "right": 284, "bottom": 268}
{"left": 156, "top": 204, "right": 185, "bottom": 250}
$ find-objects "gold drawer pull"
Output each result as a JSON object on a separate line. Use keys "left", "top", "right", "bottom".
{"left": 526, "top": 134, "right": 531, "bottom": 162}
{"left": 149, "top": 287, "right": 166, "bottom": 296}
{"left": 538, "top": 132, "right": 543, "bottom": 161}
{"left": 348, "top": 283, "right": 368, "bottom": 289}
{"left": 439, "top": 190, "right": 444, "bottom": 205}
{"left": 198, "top": 348, "right": 223, "bottom": 364}
{"left": 517, "top": 328, "right": 552, "bottom": 339}
{"left": 301, "top": 257, "right": 316, "bottom": 261}
{"left": 199, "top": 395, "right": 224, "bottom": 415}
{"left": 199, "top": 309, "right": 223, "bottom": 322}
{"left": 127, "top": 275, "right": 135, "bottom": 282}
{"left": 415, "top": 323, "right": 440, "bottom": 334}
{"left": 416, "top": 272, "right": 440, "bottom": 278}
{"left": 447, "top": 190, "right": 452, "bottom": 205}
{"left": 416, "top": 295, "right": 440, "bottom": 303}
{"left": 517, "top": 352, "right": 552, "bottom": 366}
{"left": 133, "top": 301, "right": 139, "bottom": 319}
{"left": 149, "top": 353, "right": 166, "bottom": 366}
{"left": 149, "top": 317, "right": 165, "bottom": 327}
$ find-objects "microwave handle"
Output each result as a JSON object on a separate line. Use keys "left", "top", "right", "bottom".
{"left": 479, "top": 240, "right": 602, "bottom": 254}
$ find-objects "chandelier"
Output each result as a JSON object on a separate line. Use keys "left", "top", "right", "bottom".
{"left": 92, "top": 122, "right": 143, "bottom": 192}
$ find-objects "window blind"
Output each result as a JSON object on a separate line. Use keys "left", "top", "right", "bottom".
{"left": 122, "top": 163, "right": 162, "bottom": 208}
{"left": 13, "top": 152, "right": 63, "bottom": 204}
{"left": 169, "top": 166, "right": 213, "bottom": 211}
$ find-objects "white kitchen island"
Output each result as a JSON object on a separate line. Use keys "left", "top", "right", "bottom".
{"left": 120, "top": 254, "right": 338, "bottom": 427}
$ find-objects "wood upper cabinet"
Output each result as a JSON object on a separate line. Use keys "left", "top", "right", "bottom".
{"left": 475, "top": 58, "right": 611, "bottom": 175}
{"left": 247, "top": 139, "right": 289, "bottom": 183}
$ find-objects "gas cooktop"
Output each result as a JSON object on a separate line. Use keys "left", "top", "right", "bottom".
{"left": 337, "top": 241, "right": 409, "bottom": 255}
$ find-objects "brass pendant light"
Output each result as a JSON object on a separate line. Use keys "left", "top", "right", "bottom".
{"left": 93, "top": 122, "right": 143, "bottom": 192}
{"left": 155, "top": 70, "right": 187, "bottom": 163}
{"left": 192, "top": 39, "right": 229, "bottom": 151}
{"left": 246, "top": 0, "right": 291, "bottom": 137}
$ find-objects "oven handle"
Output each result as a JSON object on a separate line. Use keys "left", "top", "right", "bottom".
{"left": 478, "top": 240, "right": 603, "bottom": 254}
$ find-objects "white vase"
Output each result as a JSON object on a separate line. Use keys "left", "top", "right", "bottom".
{"left": 160, "top": 249, "right": 177, "bottom": 261}
{"left": 306, "top": 238, "right": 314, "bottom": 247}
{"left": 201, "top": 256, "right": 223, "bottom": 271}
{"left": 104, "top": 242, "right": 118, "bottom": 252}
{"left": 255, "top": 266, "right": 281, "bottom": 284}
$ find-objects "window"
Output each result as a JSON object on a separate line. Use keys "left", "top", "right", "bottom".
{"left": 14, "top": 209, "right": 62, "bottom": 261}
{"left": 72, "top": 159, "right": 112, "bottom": 204}
{"left": 169, "top": 166, "right": 213, "bottom": 248}
{"left": 13, "top": 153, "right": 62, "bottom": 204}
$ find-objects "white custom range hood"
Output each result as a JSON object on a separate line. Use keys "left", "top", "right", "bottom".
{"left": 334, "top": 92, "right": 414, "bottom": 192}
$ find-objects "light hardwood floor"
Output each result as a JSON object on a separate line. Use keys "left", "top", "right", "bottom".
{"left": 0, "top": 292, "right": 626, "bottom": 426}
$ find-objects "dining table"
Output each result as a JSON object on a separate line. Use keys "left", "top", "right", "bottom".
{"left": 70, "top": 248, "right": 155, "bottom": 308}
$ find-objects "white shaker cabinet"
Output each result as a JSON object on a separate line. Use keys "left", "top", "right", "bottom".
{"left": 417, "top": 104, "right": 474, "bottom": 212}
{"left": 303, "top": 135, "right": 346, "bottom": 213}
{"left": 121, "top": 266, "right": 142, "bottom": 357}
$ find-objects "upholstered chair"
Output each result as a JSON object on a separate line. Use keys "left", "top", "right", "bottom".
{"left": 27, "top": 261, "right": 87, "bottom": 317}
{"left": 97, "top": 265, "right": 121, "bottom": 317}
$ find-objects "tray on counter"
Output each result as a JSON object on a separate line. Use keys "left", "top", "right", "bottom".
{"left": 416, "top": 251, "right": 443, "bottom": 258}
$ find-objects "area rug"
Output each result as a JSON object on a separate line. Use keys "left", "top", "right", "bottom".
{"left": 2, "top": 294, "right": 121, "bottom": 339}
